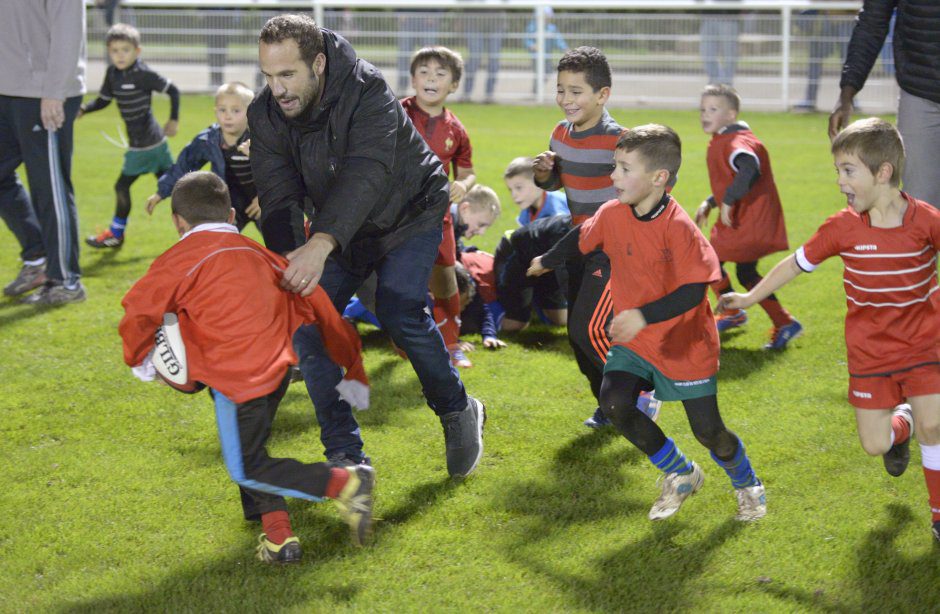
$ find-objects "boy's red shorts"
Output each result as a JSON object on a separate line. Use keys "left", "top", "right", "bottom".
{"left": 848, "top": 363, "right": 940, "bottom": 409}
{"left": 435, "top": 210, "right": 457, "bottom": 267}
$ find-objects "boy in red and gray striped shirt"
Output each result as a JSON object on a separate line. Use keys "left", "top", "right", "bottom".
{"left": 720, "top": 118, "right": 940, "bottom": 543}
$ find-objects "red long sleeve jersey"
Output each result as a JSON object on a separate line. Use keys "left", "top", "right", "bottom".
{"left": 120, "top": 227, "right": 366, "bottom": 403}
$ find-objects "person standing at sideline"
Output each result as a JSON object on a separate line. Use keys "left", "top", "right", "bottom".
{"left": 0, "top": 0, "right": 87, "bottom": 305}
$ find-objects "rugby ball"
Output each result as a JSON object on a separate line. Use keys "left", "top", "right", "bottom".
{"left": 153, "top": 313, "right": 204, "bottom": 393}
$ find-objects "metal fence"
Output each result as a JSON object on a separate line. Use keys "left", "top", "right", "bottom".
{"left": 84, "top": 1, "right": 898, "bottom": 112}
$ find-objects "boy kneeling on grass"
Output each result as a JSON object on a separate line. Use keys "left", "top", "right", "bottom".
{"left": 720, "top": 118, "right": 940, "bottom": 543}
{"left": 119, "top": 171, "right": 375, "bottom": 563}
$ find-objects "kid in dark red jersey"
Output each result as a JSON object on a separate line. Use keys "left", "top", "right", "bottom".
{"left": 531, "top": 125, "right": 766, "bottom": 522}
{"left": 695, "top": 84, "right": 801, "bottom": 349}
{"left": 401, "top": 46, "right": 477, "bottom": 367}
{"left": 721, "top": 118, "right": 940, "bottom": 543}
{"left": 119, "top": 172, "right": 375, "bottom": 564}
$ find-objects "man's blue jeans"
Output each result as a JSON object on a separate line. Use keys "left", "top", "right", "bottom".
{"left": 293, "top": 224, "right": 468, "bottom": 461}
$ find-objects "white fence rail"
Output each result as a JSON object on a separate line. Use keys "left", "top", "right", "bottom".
{"left": 84, "top": 1, "right": 898, "bottom": 112}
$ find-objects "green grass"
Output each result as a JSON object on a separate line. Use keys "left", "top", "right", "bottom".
{"left": 1, "top": 96, "right": 937, "bottom": 613}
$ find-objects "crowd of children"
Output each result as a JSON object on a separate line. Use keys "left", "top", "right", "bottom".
{"left": 11, "top": 16, "right": 937, "bottom": 565}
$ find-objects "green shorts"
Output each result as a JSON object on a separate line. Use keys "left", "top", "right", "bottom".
{"left": 604, "top": 345, "right": 717, "bottom": 402}
{"left": 122, "top": 140, "right": 173, "bottom": 176}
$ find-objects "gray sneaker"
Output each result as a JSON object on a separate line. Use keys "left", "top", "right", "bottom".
{"left": 440, "top": 397, "right": 485, "bottom": 477}
{"left": 734, "top": 482, "right": 767, "bottom": 521}
{"left": 4, "top": 262, "right": 46, "bottom": 297}
{"left": 648, "top": 463, "right": 705, "bottom": 520}
{"left": 20, "top": 282, "right": 86, "bottom": 306}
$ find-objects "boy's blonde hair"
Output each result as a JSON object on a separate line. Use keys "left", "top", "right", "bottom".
{"left": 171, "top": 172, "right": 231, "bottom": 226}
{"left": 701, "top": 83, "right": 741, "bottom": 112}
{"left": 463, "top": 185, "right": 501, "bottom": 219}
{"left": 215, "top": 82, "right": 255, "bottom": 106}
{"left": 410, "top": 46, "right": 464, "bottom": 84}
{"left": 831, "top": 117, "right": 905, "bottom": 186}
{"left": 504, "top": 157, "right": 535, "bottom": 180}
{"left": 106, "top": 23, "right": 141, "bottom": 48}
{"left": 616, "top": 124, "right": 682, "bottom": 179}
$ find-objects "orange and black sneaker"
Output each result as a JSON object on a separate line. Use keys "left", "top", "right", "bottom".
{"left": 85, "top": 228, "right": 124, "bottom": 249}
{"left": 255, "top": 533, "right": 302, "bottom": 564}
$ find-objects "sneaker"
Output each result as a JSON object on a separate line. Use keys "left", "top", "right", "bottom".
{"left": 932, "top": 521, "right": 940, "bottom": 543}
{"left": 734, "top": 482, "right": 767, "bottom": 521}
{"left": 255, "top": 533, "right": 302, "bottom": 564}
{"left": 440, "top": 396, "right": 485, "bottom": 477}
{"left": 85, "top": 229, "right": 123, "bottom": 248}
{"left": 19, "top": 281, "right": 86, "bottom": 306}
{"left": 449, "top": 345, "right": 473, "bottom": 368}
{"left": 764, "top": 319, "right": 803, "bottom": 350}
{"left": 716, "top": 309, "right": 748, "bottom": 333}
{"left": 583, "top": 407, "right": 611, "bottom": 429}
{"left": 637, "top": 390, "right": 662, "bottom": 422}
{"left": 883, "top": 403, "right": 913, "bottom": 477}
{"left": 648, "top": 463, "right": 705, "bottom": 521}
{"left": 288, "top": 365, "right": 304, "bottom": 384}
{"left": 3, "top": 262, "right": 46, "bottom": 297}
{"left": 327, "top": 453, "right": 372, "bottom": 468}
{"left": 333, "top": 465, "right": 375, "bottom": 546}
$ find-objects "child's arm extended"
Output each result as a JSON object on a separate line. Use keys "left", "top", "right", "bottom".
{"left": 718, "top": 253, "right": 802, "bottom": 312}
{"left": 148, "top": 131, "right": 212, "bottom": 213}
{"left": 77, "top": 72, "right": 114, "bottom": 119}
{"left": 163, "top": 82, "right": 181, "bottom": 137}
{"left": 450, "top": 166, "right": 476, "bottom": 203}
{"left": 533, "top": 151, "right": 561, "bottom": 191}
{"left": 527, "top": 224, "right": 581, "bottom": 276}
{"left": 481, "top": 303, "right": 506, "bottom": 349}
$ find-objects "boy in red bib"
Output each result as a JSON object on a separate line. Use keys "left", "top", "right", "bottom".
{"left": 695, "top": 84, "right": 801, "bottom": 349}
{"left": 119, "top": 172, "right": 375, "bottom": 563}
{"left": 721, "top": 118, "right": 940, "bottom": 543}
{"left": 530, "top": 125, "right": 766, "bottom": 522}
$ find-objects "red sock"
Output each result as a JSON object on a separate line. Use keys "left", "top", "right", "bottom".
{"left": 758, "top": 297, "right": 792, "bottom": 328}
{"left": 892, "top": 413, "right": 912, "bottom": 445}
{"left": 434, "top": 294, "right": 461, "bottom": 348}
{"left": 924, "top": 467, "right": 940, "bottom": 522}
{"left": 261, "top": 510, "right": 293, "bottom": 545}
{"left": 324, "top": 467, "right": 350, "bottom": 499}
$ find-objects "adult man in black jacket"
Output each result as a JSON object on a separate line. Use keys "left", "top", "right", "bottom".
{"left": 829, "top": 0, "right": 940, "bottom": 207}
{"left": 249, "top": 14, "right": 484, "bottom": 477}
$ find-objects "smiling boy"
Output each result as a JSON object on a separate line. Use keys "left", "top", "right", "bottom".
{"left": 720, "top": 118, "right": 940, "bottom": 542}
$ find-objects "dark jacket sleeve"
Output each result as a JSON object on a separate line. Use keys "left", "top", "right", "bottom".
{"left": 481, "top": 302, "right": 498, "bottom": 340}
{"left": 540, "top": 224, "right": 582, "bottom": 270}
{"left": 840, "top": 0, "right": 896, "bottom": 93}
{"left": 250, "top": 101, "right": 308, "bottom": 255}
{"left": 639, "top": 283, "right": 707, "bottom": 324}
{"left": 534, "top": 160, "right": 563, "bottom": 192}
{"left": 722, "top": 154, "right": 761, "bottom": 206}
{"left": 307, "top": 77, "right": 401, "bottom": 251}
{"left": 166, "top": 83, "right": 181, "bottom": 121}
{"left": 157, "top": 131, "right": 212, "bottom": 198}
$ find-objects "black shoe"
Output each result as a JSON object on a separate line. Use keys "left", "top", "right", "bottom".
{"left": 333, "top": 465, "right": 376, "bottom": 547}
{"left": 256, "top": 534, "right": 302, "bottom": 564}
{"left": 440, "top": 397, "right": 485, "bottom": 477}
{"left": 327, "top": 453, "right": 372, "bottom": 468}
{"left": 883, "top": 404, "right": 913, "bottom": 477}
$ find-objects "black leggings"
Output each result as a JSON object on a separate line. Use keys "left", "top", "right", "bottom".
{"left": 598, "top": 370, "right": 739, "bottom": 461}
{"left": 719, "top": 261, "right": 779, "bottom": 301}
{"left": 114, "top": 172, "right": 163, "bottom": 218}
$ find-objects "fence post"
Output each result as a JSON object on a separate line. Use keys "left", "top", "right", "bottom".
{"left": 781, "top": 5, "right": 791, "bottom": 110}
{"left": 536, "top": 5, "right": 546, "bottom": 104}
{"left": 313, "top": 0, "right": 325, "bottom": 27}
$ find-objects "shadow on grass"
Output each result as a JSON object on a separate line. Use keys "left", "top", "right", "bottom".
{"left": 0, "top": 300, "right": 49, "bottom": 328}
{"left": 717, "top": 345, "right": 787, "bottom": 381}
{"left": 81, "top": 250, "right": 153, "bottom": 277}
{"left": 756, "top": 503, "right": 940, "bottom": 611}
{"left": 501, "top": 325, "right": 571, "bottom": 356}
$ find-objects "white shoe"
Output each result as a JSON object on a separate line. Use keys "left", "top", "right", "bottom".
{"left": 648, "top": 463, "right": 704, "bottom": 520}
{"left": 734, "top": 482, "right": 766, "bottom": 521}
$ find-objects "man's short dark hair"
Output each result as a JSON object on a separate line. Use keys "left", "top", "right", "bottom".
{"left": 616, "top": 124, "right": 682, "bottom": 179}
{"left": 171, "top": 172, "right": 232, "bottom": 226}
{"left": 556, "top": 46, "right": 612, "bottom": 92}
{"left": 259, "top": 14, "right": 325, "bottom": 65}
{"left": 410, "top": 46, "right": 464, "bottom": 84}
{"left": 106, "top": 23, "right": 140, "bottom": 48}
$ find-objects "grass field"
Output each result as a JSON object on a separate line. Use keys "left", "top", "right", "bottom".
{"left": 2, "top": 96, "right": 937, "bottom": 613}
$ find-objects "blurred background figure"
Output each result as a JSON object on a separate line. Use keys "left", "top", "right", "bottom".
{"left": 525, "top": 7, "right": 568, "bottom": 96}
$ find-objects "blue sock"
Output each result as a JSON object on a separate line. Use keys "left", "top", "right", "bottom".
{"left": 649, "top": 438, "right": 693, "bottom": 475}
{"left": 110, "top": 216, "right": 127, "bottom": 238}
{"left": 711, "top": 437, "right": 758, "bottom": 488}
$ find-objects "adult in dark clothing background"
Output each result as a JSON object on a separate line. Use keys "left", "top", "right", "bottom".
{"left": 829, "top": 0, "right": 940, "bottom": 207}
{"left": 248, "top": 14, "right": 485, "bottom": 477}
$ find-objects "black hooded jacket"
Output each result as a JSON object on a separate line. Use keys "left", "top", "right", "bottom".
{"left": 248, "top": 29, "right": 450, "bottom": 268}
{"left": 840, "top": 0, "right": 940, "bottom": 104}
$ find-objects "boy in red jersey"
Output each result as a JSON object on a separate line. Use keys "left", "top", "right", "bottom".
{"left": 721, "top": 118, "right": 940, "bottom": 542}
{"left": 694, "top": 84, "right": 801, "bottom": 349}
{"left": 119, "top": 172, "right": 375, "bottom": 563}
{"left": 400, "top": 46, "right": 477, "bottom": 367}
{"left": 531, "top": 125, "right": 766, "bottom": 522}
